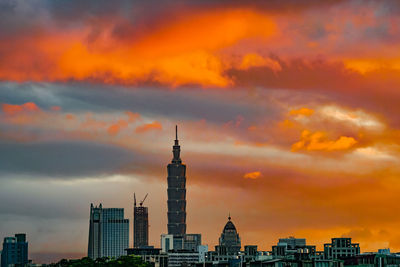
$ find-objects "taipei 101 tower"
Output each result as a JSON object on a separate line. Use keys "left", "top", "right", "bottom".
{"left": 167, "top": 125, "right": 187, "bottom": 236}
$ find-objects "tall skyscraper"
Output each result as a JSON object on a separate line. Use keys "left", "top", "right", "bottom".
{"left": 1, "top": 233, "right": 28, "bottom": 267}
{"left": 134, "top": 193, "right": 149, "bottom": 248}
{"left": 88, "top": 204, "right": 129, "bottom": 259}
{"left": 167, "top": 126, "right": 186, "bottom": 236}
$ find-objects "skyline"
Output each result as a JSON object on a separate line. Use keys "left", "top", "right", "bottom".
{"left": 1, "top": 0, "right": 400, "bottom": 264}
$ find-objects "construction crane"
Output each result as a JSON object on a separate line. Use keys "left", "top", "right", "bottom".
{"left": 134, "top": 193, "right": 148, "bottom": 207}
{"left": 140, "top": 193, "right": 148, "bottom": 207}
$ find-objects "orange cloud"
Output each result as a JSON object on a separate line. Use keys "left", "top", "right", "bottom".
{"left": 289, "top": 107, "right": 314, "bottom": 116}
{"left": 135, "top": 121, "right": 162, "bottom": 133}
{"left": 65, "top": 114, "right": 76, "bottom": 120}
{"left": 107, "top": 124, "right": 121, "bottom": 136}
{"left": 125, "top": 111, "right": 140, "bottom": 123}
{"left": 239, "top": 54, "right": 282, "bottom": 72}
{"left": 292, "top": 130, "right": 357, "bottom": 152}
{"left": 0, "top": 9, "right": 277, "bottom": 88}
{"left": 107, "top": 119, "right": 129, "bottom": 136}
{"left": 243, "top": 171, "right": 262, "bottom": 179}
{"left": 2, "top": 102, "right": 40, "bottom": 115}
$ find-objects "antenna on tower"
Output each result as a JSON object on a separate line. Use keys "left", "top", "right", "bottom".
{"left": 175, "top": 125, "right": 178, "bottom": 140}
{"left": 140, "top": 193, "right": 148, "bottom": 207}
{"left": 134, "top": 193, "right": 137, "bottom": 207}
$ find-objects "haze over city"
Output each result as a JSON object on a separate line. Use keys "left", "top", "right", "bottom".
{"left": 1, "top": 0, "right": 400, "bottom": 264}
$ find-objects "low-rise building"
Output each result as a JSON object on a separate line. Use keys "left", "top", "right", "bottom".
{"left": 324, "top": 238, "right": 360, "bottom": 260}
{"left": 272, "top": 237, "right": 316, "bottom": 260}
{"left": 168, "top": 251, "right": 199, "bottom": 267}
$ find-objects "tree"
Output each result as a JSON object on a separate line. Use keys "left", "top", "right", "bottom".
{"left": 50, "top": 255, "right": 150, "bottom": 267}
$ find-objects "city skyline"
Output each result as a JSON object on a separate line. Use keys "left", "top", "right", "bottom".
{"left": 1, "top": 0, "right": 400, "bottom": 264}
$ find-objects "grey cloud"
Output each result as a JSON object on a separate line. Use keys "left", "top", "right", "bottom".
{"left": 0, "top": 141, "right": 136, "bottom": 178}
{"left": 0, "top": 82, "right": 279, "bottom": 124}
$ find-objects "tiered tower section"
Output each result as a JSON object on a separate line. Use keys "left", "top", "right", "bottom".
{"left": 167, "top": 126, "right": 186, "bottom": 236}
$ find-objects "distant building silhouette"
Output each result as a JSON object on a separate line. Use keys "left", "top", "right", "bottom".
{"left": 161, "top": 126, "right": 202, "bottom": 253}
{"left": 167, "top": 125, "right": 187, "bottom": 236}
{"left": 216, "top": 215, "right": 241, "bottom": 255}
{"left": 87, "top": 203, "right": 129, "bottom": 259}
{"left": 134, "top": 193, "right": 149, "bottom": 248}
{"left": 324, "top": 237, "right": 360, "bottom": 259}
{"left": 272, "top": 237, "right": 316, "bottom": 259}
{"left": 1, "top": 233, "right": 28, "bottom": 267}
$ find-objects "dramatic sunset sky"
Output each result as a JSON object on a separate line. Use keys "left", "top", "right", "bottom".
{"left": 1, "top": 0, "right": 400, "bottom": 263}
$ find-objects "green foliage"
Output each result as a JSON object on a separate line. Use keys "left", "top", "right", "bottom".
{"left": 49, "top": 255, "right": 150, "bottom": 267}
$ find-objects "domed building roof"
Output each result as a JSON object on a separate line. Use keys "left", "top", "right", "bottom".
{"left": 218, "top": 215, "right": 241, "bottom": 255}
{"left": 223, "top": 216, "right": 237, "bottom": 232}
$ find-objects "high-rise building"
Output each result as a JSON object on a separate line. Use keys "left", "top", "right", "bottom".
{"left": 324, "top": 238, "right": 360, "bottom": 259}
{"left": 1, "top": 233, "right": 28, "bottom": 267}
{"left": 167, "top": 126, "right": 186, "bottom": 236}
{"left": 134, "top": 193, "right": 149, "bottom": 248}
{"left": 88, "top": 203, "right": 129, "bottom": 259}
{"left": 216, "top": 216, "right": 241, "bottom": 255}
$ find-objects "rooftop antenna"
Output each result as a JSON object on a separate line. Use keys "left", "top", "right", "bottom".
{"left": 140, "top": 193, "right": 148, "bottom": 207}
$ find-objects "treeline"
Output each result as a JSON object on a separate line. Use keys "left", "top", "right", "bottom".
{"left": 48, "top": 255, "right": 150, "bottom": 267}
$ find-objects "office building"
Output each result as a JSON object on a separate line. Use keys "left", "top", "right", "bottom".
{"left": 324, "top": 238, "right": 360, "bottom": 259}
{"left": 215, "top": 215, "right": 241, "bottom": 255}
{"left": 1, "top": 233, "right": 28, "bottom": 267}
{"left": 161, "top": 234, "right": 202, "bottom": 253}
{"left": 168, "top": 251, "right": 199, "bottom": 267}
{"left": 167, "top": 126, "right": 187, "bottom": 236}
{"left": 134, "top": 193, "right": 149, "bottom": 248}
{"left": 87, "top": 203, "right": 129, "bottom": 259}
{"left": 162, "top": 126, "right": 203, "bottom": 254}
{"left": 272, "top": 237, "right": 316, "bottom": 260}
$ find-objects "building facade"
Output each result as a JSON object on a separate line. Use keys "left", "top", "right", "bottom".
{"left": 134, "top": 195, "right": 149, "bottom": 248}
{"left": 324, "top": 238, "right": 360, "bottom": 260}
{"left": 216, "top": 216, "right": 241, "bottom": 256}
{"left": 87, "top": 204, "right": 129, "bottom": 259}
{"left": 1, "top": 233, "right": 28, "bottom": 267}
{"left": 167, "top": 126, "right": 187, "bottom": 236}
{"left": 272, "top": 237, "right": 316, "bottom": 260}
{"left": 168, "top": 251, "right": 199, "bottom": 267}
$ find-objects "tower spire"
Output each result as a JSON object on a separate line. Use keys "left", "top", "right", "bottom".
{"left": 172, "top": 125, "right": 181, "bottom": 163}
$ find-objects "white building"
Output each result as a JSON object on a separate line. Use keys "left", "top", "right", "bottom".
{"left": 168, "top": 251, "right": 199, "bottom": 267}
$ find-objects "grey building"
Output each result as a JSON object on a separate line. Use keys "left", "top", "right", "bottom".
{"left": 167, "top": 126, "right": 187, "bottom": 236}
{"left": 161, "top": 234, "right": 202, "bottom": 252}
{"left": 163, "top": 126, "right": 203, "bottom": 254}
{"left": 134, "top": 193, "right": 149, "bottom": 248}
{"left": 215, "top": 216, "right": 241, "bottom": 255}
{"left": 168, "top": 251, "right": 200, "bottom": 267}
{"left": 324, "top": 238, "right": 360, "bottom": 260}
{"left": 272, "top": 237, "right": 316, "bottom": 259}
{"left": 87, "top": 203, "right": 129, "bottom": 259}
{"left": 1, "top": 233, "right": 28, "bottom": 267}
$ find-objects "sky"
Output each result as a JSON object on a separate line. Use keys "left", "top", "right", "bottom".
{"left": 1, "top": 0, "right": 400, "bottom": 263}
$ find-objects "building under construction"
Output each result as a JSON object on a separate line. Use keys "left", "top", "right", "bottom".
{"left": 134, "top": 193, "right": 149, "bottom": 248}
